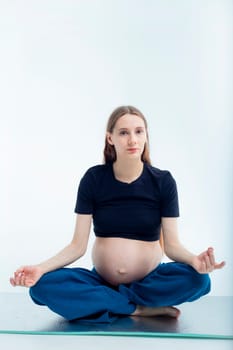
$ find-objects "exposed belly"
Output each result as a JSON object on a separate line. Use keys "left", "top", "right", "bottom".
{"left": 92, "top": 237, "right": 163, "bottom": 286}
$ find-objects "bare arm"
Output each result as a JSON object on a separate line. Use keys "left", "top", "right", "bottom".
{"left": 162, "top": 217, "right": 225, "bottom": 273}
{"left": 37, "top": 214, "right": 92, "bottom": 273}
{"left": 162, "top": 217, "right": 195, "bottom": 264}
{"left": 10, "top": 214, "right": 92, "bottom": 287}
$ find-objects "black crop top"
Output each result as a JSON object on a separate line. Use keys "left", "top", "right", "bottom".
{"left": 74, "top": 162, "right": 179, "bottom": 242}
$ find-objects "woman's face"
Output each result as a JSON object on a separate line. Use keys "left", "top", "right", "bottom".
{"left": 107, "top": 113, "right": 147, "bottom": 161}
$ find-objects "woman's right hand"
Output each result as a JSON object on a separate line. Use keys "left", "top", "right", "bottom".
{"left": 10, "top": 265, "right": 44, "bottom": 288}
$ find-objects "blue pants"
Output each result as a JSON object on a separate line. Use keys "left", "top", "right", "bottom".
{"left": 29, "top": 262, "right": 210, "bottom": 323}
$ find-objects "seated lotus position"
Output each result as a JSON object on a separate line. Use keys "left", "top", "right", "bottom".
{"left": 10, "top": 106, "right": 225, "bottom": 323}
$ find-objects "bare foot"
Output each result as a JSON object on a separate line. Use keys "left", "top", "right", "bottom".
{"left": 131, "top": 306, "right": 181, "bottom": 318}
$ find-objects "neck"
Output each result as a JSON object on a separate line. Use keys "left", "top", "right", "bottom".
{"left": 113, "top": 159, "right": 144, "bottom": 183}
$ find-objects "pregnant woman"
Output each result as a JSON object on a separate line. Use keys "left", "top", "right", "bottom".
{"left": 10, "top": 105, "right": 225, "bottom": 322}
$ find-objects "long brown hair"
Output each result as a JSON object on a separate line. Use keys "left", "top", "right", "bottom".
{"left": 103, "top": 105, "right": 151, "bottom": 165}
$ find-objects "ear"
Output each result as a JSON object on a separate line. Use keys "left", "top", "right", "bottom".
{"left": 106, "top": 132, "right": 114, "bottom": 145}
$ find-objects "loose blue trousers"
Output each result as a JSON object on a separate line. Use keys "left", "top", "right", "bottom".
{"left": 29, "top": 262, "right": 210, "bottom": 323}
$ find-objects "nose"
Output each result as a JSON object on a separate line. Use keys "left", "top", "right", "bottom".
{"left": 128, "top": 132, "right": 137, "bottom": 145}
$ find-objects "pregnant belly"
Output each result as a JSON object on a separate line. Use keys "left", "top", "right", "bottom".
{"left": 92, "top": 237, "right": 163, "bottom": 286}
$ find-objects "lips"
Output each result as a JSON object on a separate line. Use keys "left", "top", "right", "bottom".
{"left": 127, "top": 148, "right": 139, "bottom": 152}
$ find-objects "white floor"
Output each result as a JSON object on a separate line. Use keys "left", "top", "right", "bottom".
{"left": 1, "top": 334, "right": 232, "bottom": 350}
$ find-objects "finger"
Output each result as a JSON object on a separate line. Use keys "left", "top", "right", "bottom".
{"left": 15, "top": 271, "right": 25, "bottom": 286}
{"left": 200, "top": 260, "right": 207, "bottom": 273}
{"left": 204, "top": 254, "right": 212, "bottom": 270}
{"left": 14, "top": 272, "right": 21, "bottom": 285}
{"left": 14, "top": 272, "right": 24, "bottom": 285}
{"left": 15, "top": 267, "right": 25, "bottom": 275}
{"left": 20, "top": 276, "right": 25, "bottom": 286}
{"left": 10, "top": 277, "right": 16, "bottom": 286}
{"left": 19, "top": 272, "right": 27, "bottom": 286}
{"left": 207, "top": 247, "right": 216, "bottom": 266}
{"left": 214, "top": 261, "right": 226, "bottom": 270}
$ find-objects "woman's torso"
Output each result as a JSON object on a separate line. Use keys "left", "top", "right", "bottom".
{"left": 92, "top": 237, "right": 163, "bottom": 286}
{"left": 76, "top": 163, "right": 178, "bottom": 285}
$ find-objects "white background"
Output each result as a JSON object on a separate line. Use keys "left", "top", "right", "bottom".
{"left": 1, "top": 0, "right": 232, "bottom": 296}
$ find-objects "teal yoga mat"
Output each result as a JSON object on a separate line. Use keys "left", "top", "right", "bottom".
{"left": 0, "top": 293, "right": 232, "bottom": 340}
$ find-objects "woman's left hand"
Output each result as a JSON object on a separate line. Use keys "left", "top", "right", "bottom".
{"left": 191, "top": 247, "right": 225, "bottom": 274}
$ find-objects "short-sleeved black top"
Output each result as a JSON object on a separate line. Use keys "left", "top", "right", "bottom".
{"left": 74, "top": 162, "right": 179, "bottom": 242}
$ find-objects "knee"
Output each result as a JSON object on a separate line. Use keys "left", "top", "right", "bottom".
{"left": 29, "top": 273, "right": 49, "bottom": 305}
{"left": 29, "top": 268, "right": 68, "bottom": 304}
{"left": 29, "top": 269, "right": 62, "bottom": 305}
{"left": 190, "top": 269, "right": 211, "bottom": 295}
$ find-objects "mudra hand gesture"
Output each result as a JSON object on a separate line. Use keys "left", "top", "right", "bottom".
{"left": 191, "top": 247, "right": 225, "bottom": 274}
{"left": 10, "top": 265, "right": 43, "bottom": 288}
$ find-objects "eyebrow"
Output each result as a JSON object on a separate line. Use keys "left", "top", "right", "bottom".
{"left": 118, "top": 126, "right": 145, "bottom": 130}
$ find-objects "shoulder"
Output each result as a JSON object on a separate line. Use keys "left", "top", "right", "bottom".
{"left": 144, "top": 163, "right": 177, "bottom": 190}
{"left": 80, "top": 164, "right": 111, "bottom": 184}
{"left": 145, "top": 163, "right": 173, "bottom": 180}
{"left": 78, "top": 164, "right": 110, "bottom": 195}
{"left": 84, "top": 164, "right": 110, "bottom": 177}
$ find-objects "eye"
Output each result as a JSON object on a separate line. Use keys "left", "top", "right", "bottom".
{"left": 136, "top": 129, "right": 144, "bottom": 134}
{"left": 119, "top": 130, "right": 128, "bottom": 135}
